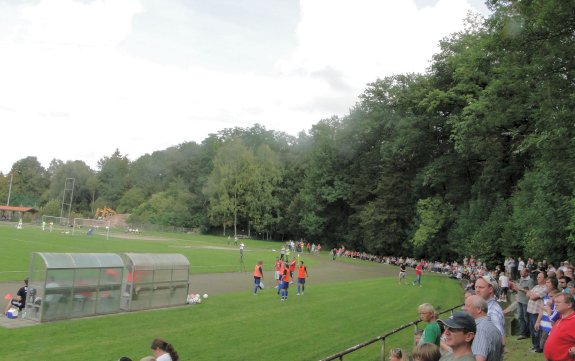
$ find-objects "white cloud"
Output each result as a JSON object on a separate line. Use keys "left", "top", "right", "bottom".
{"left": 0, "top": 0, "right": 487, "bottom": 174}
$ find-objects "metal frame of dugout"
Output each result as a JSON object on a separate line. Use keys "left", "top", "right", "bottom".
{"left": 24, "top": 252, "right": 190, "bottom": 322}
{"left": 120, "top": 253, "right": 190, "bottom": 311}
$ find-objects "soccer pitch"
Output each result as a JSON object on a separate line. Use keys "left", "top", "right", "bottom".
{"left": 0, "top": 223, "right": 463, "bottom": 361}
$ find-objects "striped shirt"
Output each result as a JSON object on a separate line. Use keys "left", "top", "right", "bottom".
{"left": 540, "top": 294, "right": 560, "bottom": 332}
{"left": 472, "top": 316, "right": 503, "bottom": 361}
{"left": 487, "top": 297, "right": 505, "bottom": 337}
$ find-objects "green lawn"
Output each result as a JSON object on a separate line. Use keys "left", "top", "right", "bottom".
{"left": 0, "top": 223, "right": 539, "bottom": 361}
{"left": 0, "top": 223, "right": 320, "bottom": 280}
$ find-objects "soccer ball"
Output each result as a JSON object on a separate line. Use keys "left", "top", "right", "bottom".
{"left": 203, "top": 294, "right": 209, "bottom": 299}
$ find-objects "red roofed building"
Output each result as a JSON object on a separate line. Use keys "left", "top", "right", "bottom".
{"left": 0, "top": 205, "right": 37, "bottom": 220}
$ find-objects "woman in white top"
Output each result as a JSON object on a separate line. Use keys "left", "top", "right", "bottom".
{"left": 151, "top": 338, "right": 179, "bottom": 361}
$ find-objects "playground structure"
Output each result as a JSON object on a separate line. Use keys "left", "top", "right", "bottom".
{"left": 95, "top": 207, "right": 116, "bottom": 219}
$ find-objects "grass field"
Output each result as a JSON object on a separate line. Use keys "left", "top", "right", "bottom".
{"left": 0, "top": 223, "right": 538, "bottom": 360}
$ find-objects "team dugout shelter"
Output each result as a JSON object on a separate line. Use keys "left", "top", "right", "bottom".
{"left": 120, "top": 253, "right": 190, "bottom": 311}
{"left": 24, "top": 252, "right": 190, "bottom": 322}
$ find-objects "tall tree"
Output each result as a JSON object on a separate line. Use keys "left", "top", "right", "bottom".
{"left": 96, "top": 149, "right": 130, "bottom": 209}
{"left": 204, "top": 138, "right": 256, "bottom": 236}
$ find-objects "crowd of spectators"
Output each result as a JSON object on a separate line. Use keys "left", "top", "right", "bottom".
{"left": 330, "top": 248, "right": 575, "bottom": 361}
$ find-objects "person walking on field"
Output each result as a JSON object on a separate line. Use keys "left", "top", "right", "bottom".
{"left": 297, "top": 260, "right": 309, "bottom": 295}
{"left": 399, "top": 262, "right": 407, "bottom": 285}
{"left": 413, "top": 261, "right": 424, "bottom": 287}
{"left": 253, "top": 260, "right": 264, "bottom": 295}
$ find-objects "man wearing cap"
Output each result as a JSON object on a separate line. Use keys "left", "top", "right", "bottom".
{"left": 438, "top": 311, "right": 476, "bottom": 361}
{"left": 474, "top": 276, "right": 505, "bottom": 341}
{"left": 4, "top": 278, "right": 28, "bottom": 314}
{"left": 464, "top": 295, "right": 503, "bottom": 361}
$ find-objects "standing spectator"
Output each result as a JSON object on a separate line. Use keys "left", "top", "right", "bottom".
{"left": 464, "top": 295, "right": 503, "bottom": 361}
{"left": 297, "top": 260, "right": 308, "bottom": 296}
{"left": 498, "top": 272, "right": 509, "bottom": 302}
{"left": 543, "top": 293, "right": 575, "bottom": 361}
{"left": 417, "top": 303, "right": 441, "bottom": 347}
{"left": 567, "top": 280, "right": 575, "bottom": 297}
{"left": 509, "top": 258, "right": 516, "bottom": 280}
{"left": 515, "top": 268, "right": 534, "bottom": 340}
{"left": 527, "top": 258, "right": 538, "bottom": 280}
{"left": 565, "top": 265, "right": 574, "bottom": 281}
{"left": 388, "top": 347, "right": 405, "bottom": 361}
{"left": 150, "top": 338, "right": 179, "bottom": 361}
{"left": 504, "top": 257, "right": 511, "bottom": 277}
{"left": 412, "top": 343, "right": 441, "bottom": 361}
{"left": 558, "top": 276, "right": 571, "bottom": 294}
{"left": 517, "top": 257, "right": 525, "bottom": 280}
{"left": 438, "top": 312, "right": 477, "bottom": 361}
{"left": 526, "top": 272, "right": 547, "bottom": 353}
{"left": 535, "top": 276, "right": 560, "bottom": 352}
{"left": 474, "top": 276, "right": 505, "bottom": 341}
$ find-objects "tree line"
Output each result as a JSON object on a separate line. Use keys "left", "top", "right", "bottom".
{"left": 1, "top": 1, "right": 574, "bottom": 265}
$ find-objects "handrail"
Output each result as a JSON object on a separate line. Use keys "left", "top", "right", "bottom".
{"left": 319, "top": 303, "right": 463, "bottom": 361}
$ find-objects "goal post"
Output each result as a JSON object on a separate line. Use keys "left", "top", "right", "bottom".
{"left": 72, "top": 218, "right": 111, "bottom": 240}
{"left": 41, "top": 215, "right": 72, "bottom": 233}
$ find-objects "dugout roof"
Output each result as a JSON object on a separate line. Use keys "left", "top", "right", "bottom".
{"left": 34, "top": 253, "right": 124, "bottom": 269}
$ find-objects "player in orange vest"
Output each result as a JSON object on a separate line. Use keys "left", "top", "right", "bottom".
{"left": 297, "top": 260, "right": 309, "bottom": 295}
{"left": 280, "top": 262, "right": 290, "bottom": 301}
{"left": 274, "top": 257, "right": 282, "bottom": 289}
{"left": 289, "top": 257, "right": 297, "bottom": 284}
{"left": 277, "top": 260, "right": 285, "bottom": 294}
{"left": 253, "top": 260, "right": 264, "bottom": 295}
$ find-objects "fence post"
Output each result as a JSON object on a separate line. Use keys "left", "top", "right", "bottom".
{"left": 380, "top": 338, "right": 386, "bottom": 361}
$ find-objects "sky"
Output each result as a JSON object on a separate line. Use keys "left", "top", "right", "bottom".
{"left": 0, "top": 0, "right": 490, "bottom": 174}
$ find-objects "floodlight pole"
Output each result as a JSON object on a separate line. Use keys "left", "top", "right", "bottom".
{"left": 7, "top": 172, "right": 14, "bottom": 206}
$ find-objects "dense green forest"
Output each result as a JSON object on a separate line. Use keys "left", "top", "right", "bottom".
{"left": 1, "top": 1, "right": 574, "bottom": 265}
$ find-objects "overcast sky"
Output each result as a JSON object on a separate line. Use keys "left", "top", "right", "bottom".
{"left": 0, "top": 0, "right": 489, "bottom": 174}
